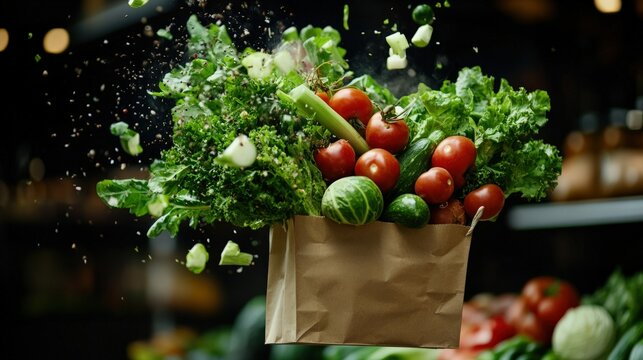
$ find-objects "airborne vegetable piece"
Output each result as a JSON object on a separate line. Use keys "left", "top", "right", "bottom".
{"left": 411, "top": 24, "right": 433, "bottom": 48}
{"left": 110, "top": 121, "right": 143, "bottom": 156}
{"left": 214, "top": 134, "right": 257, "bottom": 168}
{"left": 412, "top": 4, "right": 435, "bottom": 25}
{"left": 321, "top": 176, "right": 384, "bottom": 225}
{"left": 186, "top": 243, "right": 209, "bottom": 274}
{"left": 219, "top": 241, "right": 254, "bottom": 266}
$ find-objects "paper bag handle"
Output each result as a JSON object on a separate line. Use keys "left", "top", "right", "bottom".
{"left": 466, "top": 206, "right": 484, "bottom": 237}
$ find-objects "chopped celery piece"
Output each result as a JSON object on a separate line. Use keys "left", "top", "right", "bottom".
{"left": 215, "top": 134, "right": 257, "bottom": 168}
{"left": 156, "top": 29, "right": 173, "bottom": 40}
{"left": 386, "top": 32, "right": 409, "bottom": 56}
{"left": 343, "top": 4, "right": 350, "bottom": 30}
{"left": 186, "top": 243, "right": 209, "bottom": 274}
{"left": 110, "top": 121, "right": 143, "bottom": 156}
{"left": 412, "top": 24, "right": 433, "bottom": 48}
{"left": 147, "top": 194, "right": 169, "bottom": 217}
{"left": 241, "top": 52, "right": 273, "bottom": 80}
{"left": 273, "top": 51, "right": 296, "bottom": 74}
{"left": 282, "top": 26, "right": 299, "bottom": 42}
{"left": 387, "top": 54, "right": 408, "bottom": 70}
{"left": 219, "top": 241, "right": 254, "bottom": 266}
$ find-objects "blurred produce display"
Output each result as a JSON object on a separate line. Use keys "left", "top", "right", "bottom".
{"left": 127, "top": 268, "right": 643, "bottom": 360}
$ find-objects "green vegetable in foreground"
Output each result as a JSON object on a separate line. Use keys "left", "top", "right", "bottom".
{"left": 552, "top": 305, "right": 615, "bottom": 360}
{"left": 321, "top": 176, "right": 384, "bottom": 225}
{"left": 98, "top": 17, "right": 346, "bottom": 233}
{"left": 399, "top": 67, "right": 561, "bottom": 200}
{"left": 382, "top": 194, "right": 430, "bottom": 228}
{"left": 607, "top": 322, "right": 643, "bottom": 360}
{"left": 583, "top": 269, "right": 643, "bottom": 337}
{"left": 97, "top": 15, "right": 561, "bottom": 260}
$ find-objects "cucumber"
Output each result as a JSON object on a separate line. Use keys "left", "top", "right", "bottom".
{"left": 388, "top": 130, "right": 444, "bottom": 199}
{"left": 629, "top": 339, "right": 643, "bottom": 360}
{"left": 608, "top": 322, "right": 643, "bottom": 360}
{"left": 382, "top": 194, "right": 430, "bottom": 228}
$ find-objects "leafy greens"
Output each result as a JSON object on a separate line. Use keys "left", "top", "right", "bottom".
{"left": 96, "top": 16, "right": 356, "bottom": 235}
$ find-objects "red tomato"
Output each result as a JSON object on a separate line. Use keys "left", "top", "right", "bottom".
{"left": 365, "top": 112, "right": 410, "bottom": 154}
{"left": 460, "top": 316, "right": 516, "bottom": 350}
{"left": 316, "top": 91, "right": 330, "bottom": 104}
{"left": 464, "top": 184, "right": 505, "bottom": 220}
{"left": 414, "top": 167, "right": 454, "bottom": 204}
{"left": 521, "top": 277, "right": 580, "bottom": 328}
{"left": 354, "top": 148, "right": 400, "bottom": 193}
{"left": 506, "top": 297, "right": 552, "bottom": 343}
{"left": 431, "top": 136, "right": 476, "bottom": 188}
{"left": 313, "top": 139, "right": 356, "bottom": 182}
{"left": 430, "top": 199, "right": 467, "bottom": 224}
{"left": 329, "top": 87, "right": 373, "bottom": 126}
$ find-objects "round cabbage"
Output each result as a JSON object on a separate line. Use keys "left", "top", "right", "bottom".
{"left": 321, "top": 176, "right": 384, "bottom": 225}
{"left": 553, "top": 305, "right": 615, "bottom": 360}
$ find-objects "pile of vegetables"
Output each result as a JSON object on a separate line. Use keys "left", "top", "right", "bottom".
{"left": 97, "top": 12, "right": 562, "bottom": 256}
{"left": 126, "top": 269, "right": 643, "bottom": 360}
{"left": 437, "top": 270, "right": 643, "bottom": 360}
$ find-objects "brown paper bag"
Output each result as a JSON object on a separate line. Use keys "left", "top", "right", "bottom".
{"left": 265, "top": 214, "right": 479, "bottom": 348}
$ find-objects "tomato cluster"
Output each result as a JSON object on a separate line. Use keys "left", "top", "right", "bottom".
{"left": 313, "top": 87, "right": 508, "bottom": 225}
{"left": 506, "top": 277, "right": 580, "bottom": 343}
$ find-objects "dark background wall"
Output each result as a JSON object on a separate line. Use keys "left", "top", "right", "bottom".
{"left": 1, "top": 0, "right": 642, "bottom": 359}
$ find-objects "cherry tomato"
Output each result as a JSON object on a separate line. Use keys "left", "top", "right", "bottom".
{"left": 431, "top": 136, "right": 476, "bottom": 188}
{"left": 316, "top": 91, "right": 330, "bottom": 104}
{"left": 354, "top": 148, "right": 400, "bottom": 193}
{"left": 430, "top": 199, "right": 466, "bottom": 225}
{"left": 463, "top": 184, "right": 505, "bottom": 220}
{"left": 329, "top": 87, "right": 373, "bottom": 126}
{"left": 521, "top": 277, "right": 580, "bottom": 328}
{"left": 365, "top": 111, "right": 409, "bottom": 154}
{"left": 414, "top": 167, "right": 454, "bottom": 204}
{"left": 313, "top": 139, "right": 356, "bottom": 182}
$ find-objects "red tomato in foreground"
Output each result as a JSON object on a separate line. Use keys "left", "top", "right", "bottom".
{"left": 464, "top": 184, "right": 505, "bottom": 220}
{"left": 365, "top": 112, "right": 409, "bottom": 154}
{"left": 431, "top": 136, "right": 476, "bottom": 188}
{"left": 316, "top": 91, "right": 331, "bottom": 104}
{"left": 415, "top": 167, "right": 454, "bottom": 204}
{"left": 354, "top": 148, "right": 400, "bottom": 193}
{"left": 430, "top": 199, "right": 467, "bottom": 224}
{"left": 329, "top": 87, "right": 373, "bottom": 126}
{"left": 314, "top": 139, "right": 356, "bottom": 182}
{"left": 521, "top": 277, "right": 580, "bottom": 328}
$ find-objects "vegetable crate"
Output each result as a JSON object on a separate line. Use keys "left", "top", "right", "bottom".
{"left": 265, "top": 215, "right": 479, "bottom": 348}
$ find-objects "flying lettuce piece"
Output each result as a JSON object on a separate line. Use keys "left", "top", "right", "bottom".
{"left": 186, "top": 243, "right": 209, "bottom": 274}
{"left": 219, "top": 241, "right": 254, "bottom": 266}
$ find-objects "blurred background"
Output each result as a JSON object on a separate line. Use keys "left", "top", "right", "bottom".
{"left": 1, "top": 0, "right": 642, "bottom": 358}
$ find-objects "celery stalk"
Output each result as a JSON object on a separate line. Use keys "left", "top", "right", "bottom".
{"left": 288, "top": 84, "right": 369, "bottom": 154}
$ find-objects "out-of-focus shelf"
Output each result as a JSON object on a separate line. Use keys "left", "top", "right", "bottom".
{"left": 507, "top": 195, "right": 643, "bottom": 230}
